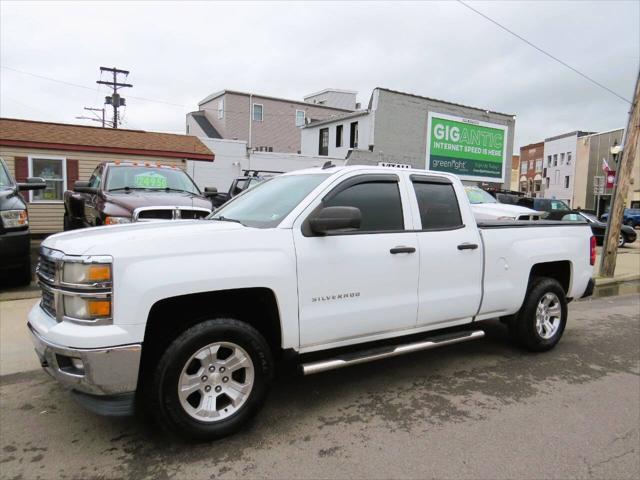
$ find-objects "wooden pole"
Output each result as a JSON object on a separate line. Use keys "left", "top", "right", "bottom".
{"left": 599, "top": 70, "right": 640, "bottom": 277}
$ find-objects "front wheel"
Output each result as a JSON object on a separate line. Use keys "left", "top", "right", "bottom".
{"left": 509, "top": 277, "right": 568, "bottom": 352}
{"left": 618, "top": 235, "right": 625, "bottom": 248}
{"left": 149, "top": 318, "right": 274, "bottom": 441}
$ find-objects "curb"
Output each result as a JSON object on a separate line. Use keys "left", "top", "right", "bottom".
{"left": 594, "top": 274, "right": 640, "bottom": 287}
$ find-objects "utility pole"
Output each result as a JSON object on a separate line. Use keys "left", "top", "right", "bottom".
{"left": 599, "top": 70, "right": 640, "bottom": 277}
{"left": 96, "top": 67, "right": 132, "bottom": 128}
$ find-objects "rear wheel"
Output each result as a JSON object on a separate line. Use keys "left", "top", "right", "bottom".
{"left": 149, "top": 318, "right": 274, "bottom": 440}
{"left": 509, "top": 277, "right": 567, "bottom": 352}
{"left": 618, "top": 234, "right": 625, "bottom": 248}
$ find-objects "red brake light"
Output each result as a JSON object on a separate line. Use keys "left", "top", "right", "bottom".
{"left": 590, "top": 236, "right": 596, "bottom": 266}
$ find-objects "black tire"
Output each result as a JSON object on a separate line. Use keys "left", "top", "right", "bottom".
{"left": 148, "top": 318, "right": 274, "bottom": 441}
{"left": 63, "top": 214, "right": 71, "bottom": 231}
{"left": 509, "top": 277, "right": 568, "bottom": 352}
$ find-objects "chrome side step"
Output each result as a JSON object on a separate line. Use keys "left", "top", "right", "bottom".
{"left": 301, "top": 330, "right": 485, "bottom": 375}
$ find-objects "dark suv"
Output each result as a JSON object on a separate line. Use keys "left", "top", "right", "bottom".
{"left": 63, "top": 162, "right": 217, "bottom": 229}
{"left": 0, "top": 158, "right": 45, "bottom": 285}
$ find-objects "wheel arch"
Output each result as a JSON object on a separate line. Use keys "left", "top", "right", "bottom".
{"left": 139, "top": 287, "right": 283, "bottom": 384}
{"left": 528, "top": 260, "right": 572, "bottom": 295}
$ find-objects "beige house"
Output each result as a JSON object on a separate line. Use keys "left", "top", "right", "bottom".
{"left": 186, "top": 89, "right": 355, "bottom": 153}
{"left": 0, "top": 118, "right": 214, "bottom": 234}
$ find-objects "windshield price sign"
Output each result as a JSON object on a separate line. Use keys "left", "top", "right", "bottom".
{"left": 426, "top": 112, "right": 508, "bottom": 183}
{"left": 134, "top": 171, "right": 168, "bottom": 189}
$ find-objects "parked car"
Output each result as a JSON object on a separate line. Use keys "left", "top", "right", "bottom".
{"left": 211, "top": 170, "right": 282, "bottom": 208}
{"left": 464, "top": 186, "right": 545, "bottom": 221}
{"left": 30, "top": 165, "right": 595, "bottom": 440}
{"left": 63, "top": 162, "right": 217, "bottom": 229}
{"left": 0, "top": 158, "right": 45, "bottom": 285}
{"left": 514, "top": 197, "right": 573, "bottom": 220}
{"left": 600, "top": 208, "right": 640, "bottom": 228}
{"left": 561, "top": 211, "right": 637, "bottom": 247}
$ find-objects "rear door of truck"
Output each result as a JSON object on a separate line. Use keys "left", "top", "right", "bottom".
{"left": 404, "top": 173, "right": 484, "bottom": 327}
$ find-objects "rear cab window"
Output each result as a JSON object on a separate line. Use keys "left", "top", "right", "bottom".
{"left": 411, "top": 176, "right": 463, "bottom": 230}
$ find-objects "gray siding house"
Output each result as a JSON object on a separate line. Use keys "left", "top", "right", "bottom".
{"left": 186, "top": 89, "right": 355, "bottom": 153}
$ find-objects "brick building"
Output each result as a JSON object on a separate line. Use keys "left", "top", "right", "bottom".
{"left": 518, "top": 141, "right": 544, "bottom": 197}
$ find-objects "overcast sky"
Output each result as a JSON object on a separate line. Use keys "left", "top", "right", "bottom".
{"left": 1, "top": 1, "right": 638, "bottom": 153}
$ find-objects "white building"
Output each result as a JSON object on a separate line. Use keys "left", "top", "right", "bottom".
{"left": 300, "top": 110, "right": 372, "bottom": 158}
{"left": 542, "top": 131, "right": 593, "bottom": 207}
{"left": 185, "top": 137, "right": 343, "bottom": 193}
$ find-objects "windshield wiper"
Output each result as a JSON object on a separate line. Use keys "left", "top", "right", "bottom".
{"left": 211, "top": 215, "right": 245, "bottom": 225}
{"left": 162, "top": 187, "right": 194, "bottom": 194}
{"left": 108, "top": 186, "right": 148, "bottom": 192}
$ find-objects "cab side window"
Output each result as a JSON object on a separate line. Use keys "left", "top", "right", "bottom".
{"left": 412, "top": 180, "right": 463, "bottom": 230}
{"left": 324, "top": 180, "right": 404, "bottom": 232}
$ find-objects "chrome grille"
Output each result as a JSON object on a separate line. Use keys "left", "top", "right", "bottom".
{"left": 38, "top": 255, "right": 57, "bottom": 282}
{"left": 41, "top": 286, "right": 56, "bottom": 318}
{"left": 133, "top": 207, "right": 211, "bottom": 221}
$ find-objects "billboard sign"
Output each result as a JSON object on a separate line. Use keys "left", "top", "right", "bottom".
{"left": 426, "top": 112, "right": 508, "bottom": 183}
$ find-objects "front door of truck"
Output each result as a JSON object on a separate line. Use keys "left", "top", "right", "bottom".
{"left": 84, "top": 165, "right": 103, "bottom": 226}
{"left": 408, "top": 175, "right": 483, "bottom": 327}
{"left": 293, "top": 173, "right": 419, "bottom": 349}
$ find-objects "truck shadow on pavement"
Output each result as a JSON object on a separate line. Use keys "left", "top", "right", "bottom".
{"left": 1, "top": 300, "right": 639, "bottom": 479}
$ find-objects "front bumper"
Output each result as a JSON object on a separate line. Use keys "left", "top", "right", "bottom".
{"left": 0, "top": 228, "right": 30, "bottom": 271}
{"left": 28, "top": 322, "right": 141, "bottom": 396}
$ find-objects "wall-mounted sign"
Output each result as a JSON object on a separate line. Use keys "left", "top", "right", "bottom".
{"left": 426, "top": 112, "right": 508, "bottom": 183}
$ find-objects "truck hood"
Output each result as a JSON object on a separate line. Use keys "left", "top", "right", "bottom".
{"left": 105, "top": 191, "right": 212, "bottom": 211}
{"left": 42, "top": 220, "right": 245, "bottom": 256}
{"left": 471, "top": 203, "right": 543, "bottom": 220}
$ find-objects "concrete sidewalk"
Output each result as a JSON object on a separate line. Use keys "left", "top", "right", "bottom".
{"left": 594, "top": 242, "right": 640, "bottom": 285}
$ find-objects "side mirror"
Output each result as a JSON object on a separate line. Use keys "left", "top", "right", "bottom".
{"left": 74, "top": 181, "right": 98, "bottom": 195}
{"left": 203, "top": 186, "right": 218, "bottom": 197}
{"left": 309, "top": 206, "right": 361, "bottom": 235}
{"left": 17, "top": 177, "right": 46, "bottom": 191}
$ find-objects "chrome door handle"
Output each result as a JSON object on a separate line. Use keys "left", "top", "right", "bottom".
{"left": 457, "top": 243, "right": 478, "bottom": 251}
{"left": 390, "top": 246, "right": 416, "bottom": 254}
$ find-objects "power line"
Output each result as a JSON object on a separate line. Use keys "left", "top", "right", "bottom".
{"left": 0, "top": 65, "right": 188, "bottom": 108}
{"left": 456, "top": 0, "right": 632, "bottom": 104}
{"left": 97, "top": 66, "right": 132, "bottom": 128}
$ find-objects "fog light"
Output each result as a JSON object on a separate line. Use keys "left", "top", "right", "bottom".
{"left": 70, "top": 358, "right": 84, "bottom": 372}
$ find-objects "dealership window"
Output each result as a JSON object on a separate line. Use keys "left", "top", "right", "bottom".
{"left": 336, "top": 125, "right": 343, "bottom": 147}
{"left": 252, "top": 103, "right": 263, "bottom": 122}
{"left": 567, "top": 152, "right": 572, "bottom": 165}
{"left": 412, "top": 181, "right": 462, "bottom": 230}
{"left": 29, "top": 157, "right": 66, "bottom": 202}
{"left": 520, "top": 161, "right": 528, "bottom": 173}
{"left": 350, "top": 121, "right": 358, "bottom": 148}
{"left": 325, "top": 180, "right": 404, "bottom": 232}
{"left": 217, "top": 100, "right": 224, "bottom": 119}
{"left": 319, "top": 128, "right": 329, "bottom": 156}
{"left": 295, "top": 110, "right": 305, "bottom": 127}
{"left": 564, "top": 175, "right": 570, "bottom": 188}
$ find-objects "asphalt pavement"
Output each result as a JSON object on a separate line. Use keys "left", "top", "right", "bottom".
{"left": 0, "top": 294, "right": 639, "bottom": 479}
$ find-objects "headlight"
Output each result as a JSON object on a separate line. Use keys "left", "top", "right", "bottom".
{"left": 63, "top": 296, "right": 111, "bottom": 321}
{"left": 63, "top": 262, "right": 112, "bottom": 286}
{"left": 0, "top": 209, "right": 28, "bottom": 228}
{"left": 497, "top": 215, "right": 517, "bottom": 220}
{"left": 104, "top": 216, "right": 131, "bottom": 225}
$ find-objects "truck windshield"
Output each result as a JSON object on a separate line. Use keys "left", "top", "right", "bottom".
{"left": 465, "top": 186, "right": 497, "bottom": 204}
{"left": 209, "top": 174, "right": 330, "bottom": 228}
{"left": 106, "top": 166, "right": 201, "bottom": 194}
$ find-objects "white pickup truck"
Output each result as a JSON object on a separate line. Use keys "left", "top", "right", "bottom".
{"left": 29, "top": 165, "right": 595, "bottom": 440}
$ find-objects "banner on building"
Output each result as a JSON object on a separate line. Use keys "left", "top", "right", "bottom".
{"left": 606, "top": 170, "right": 616, "bottom": 189}
{"left": 426, "top": 112, "right": 508, "bottom": 182}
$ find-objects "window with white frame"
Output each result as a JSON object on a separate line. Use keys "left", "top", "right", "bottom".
{"left": 295, "top": 110, "right": 305, "bottom": 127}
{"left": 217, "top": 99, "right": 224, "bottom": 119}
{"left": 520, "top": 160, "right": 528, "bottom": 173}
{"left": 30, "top": 157, "right": 66, "bottom": 202}
{"left": 535, "top": 159, "right": 543, "bottom": 172}
{"left": 567, "top": 152, "right": 572, "bottom": 165}
{"left": 252, "top": 103, "right": 263, "bottom": 122}
{"left": 560, "top": 152, "right": 565, "bottom": 164}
